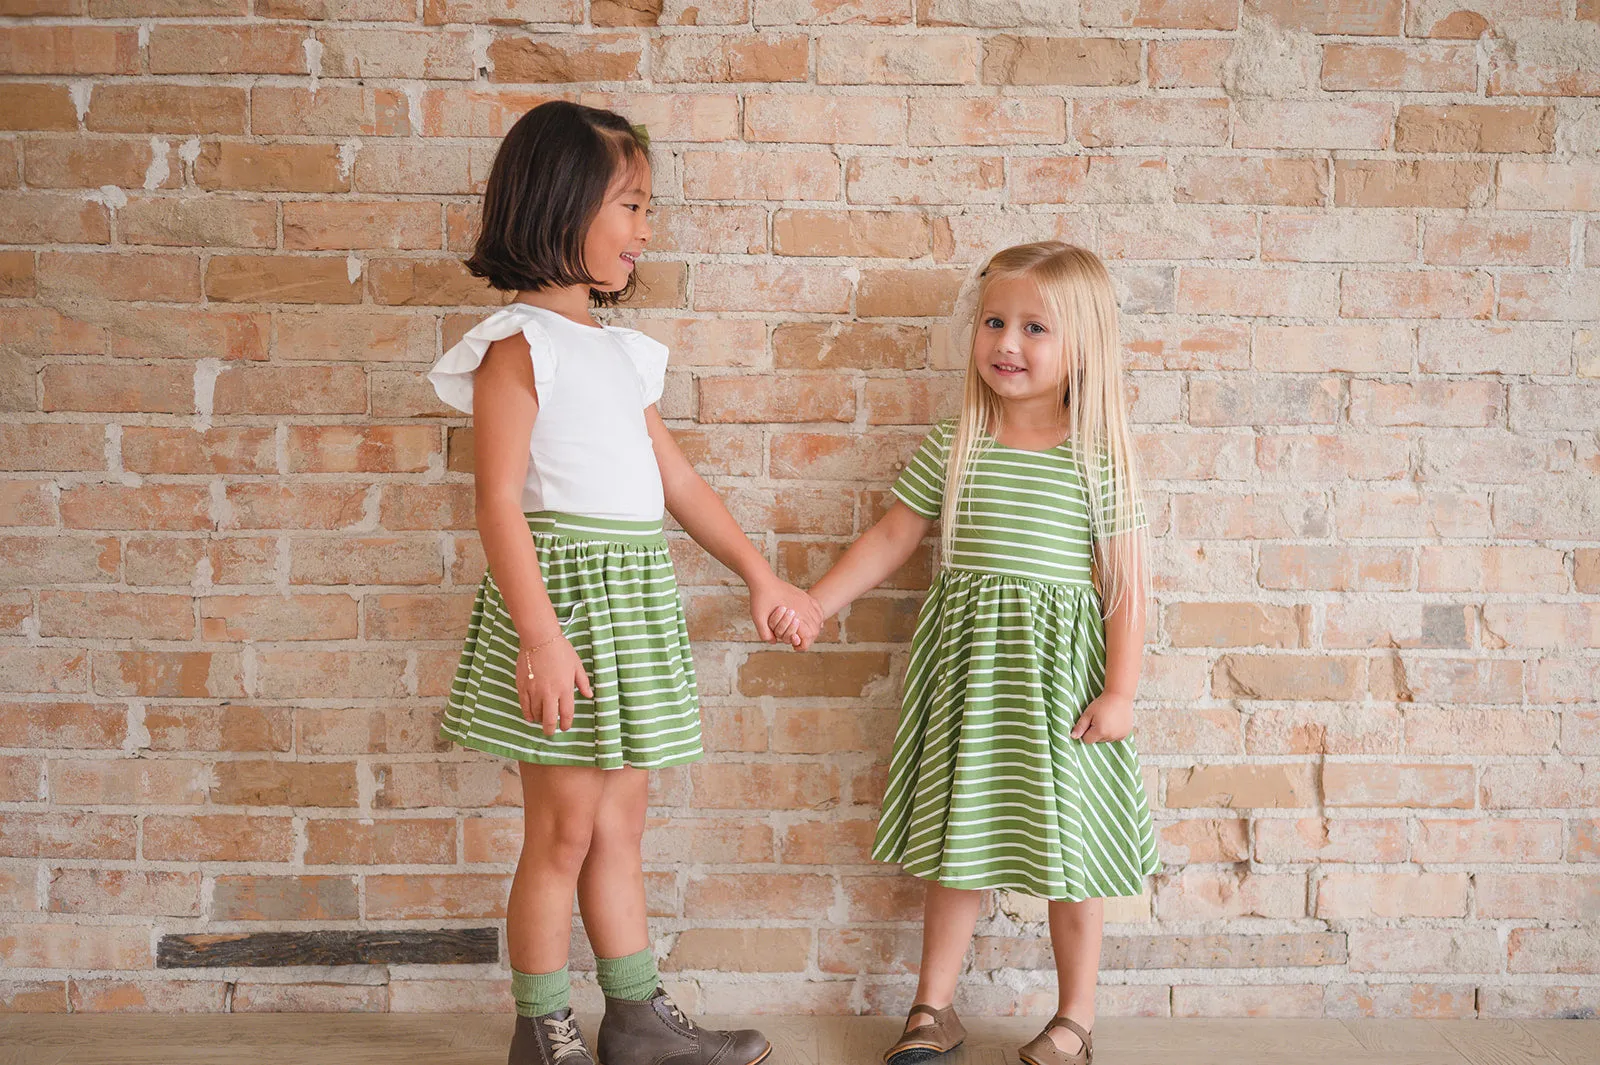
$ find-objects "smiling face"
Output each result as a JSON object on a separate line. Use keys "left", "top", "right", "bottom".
{"left": 973, "top": 274, "right": 1070, "bottom": 409}
{"left": 581, "top": 158, "right": 652, "bottom": 293}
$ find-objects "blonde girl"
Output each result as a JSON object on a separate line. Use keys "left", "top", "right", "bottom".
{"left": 775, "top": 242, "right": 1158, "bottom": 1065}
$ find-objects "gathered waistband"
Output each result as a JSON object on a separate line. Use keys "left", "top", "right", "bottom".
{"left": 525, "top": 510, "right": 666, "bottom": 546}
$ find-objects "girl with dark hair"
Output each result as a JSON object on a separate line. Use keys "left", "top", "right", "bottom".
{"left": 428, "top": 100, "right": 816, "bottom": 1065}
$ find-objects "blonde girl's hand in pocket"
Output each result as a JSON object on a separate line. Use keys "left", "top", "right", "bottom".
{"left": 517, "top": 634, "right": 594, "bottom": 737}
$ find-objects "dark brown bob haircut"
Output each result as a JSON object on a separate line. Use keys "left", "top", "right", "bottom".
{"left": 465, "top": 101, "right": 650, "bottom": 307}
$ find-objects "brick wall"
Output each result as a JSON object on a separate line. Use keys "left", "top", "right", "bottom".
{"left": 2, "top": 0, "right": 1598, "bottom": 1020}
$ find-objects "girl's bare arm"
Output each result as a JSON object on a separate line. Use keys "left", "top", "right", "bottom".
{"left": 471, "top": 333, "right": 591, "bottom": 733}
{"left": 646, "top": 407, "right": 819, "bottom": 643}
{"left": 807, "top": 501, "right": 932, "bottom": 620}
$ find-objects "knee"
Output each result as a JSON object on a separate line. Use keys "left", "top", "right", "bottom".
{"left": 590, "top": 801, "right": 646, "bottom": 854}
{"left": 525, "top": 814, "right": 596, "bottom": 878}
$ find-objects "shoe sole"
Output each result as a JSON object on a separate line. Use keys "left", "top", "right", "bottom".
{"left": 1019, "top": 1049, "right": 1088, "bottom": 1065}
{"left": 598, "top": 1042, "right": 771, "bottom": 1065}
{"left": 884, "top": 1039, "right": 964, "bottom": 1065}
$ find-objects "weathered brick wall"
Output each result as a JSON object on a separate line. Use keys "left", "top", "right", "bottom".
{"left": 2, "top": 0, "right": 1598, "bottom": 1020}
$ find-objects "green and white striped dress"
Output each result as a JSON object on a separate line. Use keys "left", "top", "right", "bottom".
{"left": 872, "top": 420, "right": 1160, "bottom": 900}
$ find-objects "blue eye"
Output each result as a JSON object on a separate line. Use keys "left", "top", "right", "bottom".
{"left": 983, "top": 317, "right": 1003, "bottom": 329}
{"left": 1026, "top": 322, "right": 1047, "bottom": 335}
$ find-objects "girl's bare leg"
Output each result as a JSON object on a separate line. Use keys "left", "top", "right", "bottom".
{"left": 904, "top": 882, "right": 985, "bottom": 1031}
{"left": 507, "top": 764, "right": 604, "bottom": 973}
{"left": 1045, "top": 897, "right": 1104, "bottom": 1054}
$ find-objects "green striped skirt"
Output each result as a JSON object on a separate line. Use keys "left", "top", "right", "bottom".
{"left": 440, "top": 511, "right": 702, "bottom": 770}
{"left": 872, "top": 567, "right": 1160, "bottom": 900}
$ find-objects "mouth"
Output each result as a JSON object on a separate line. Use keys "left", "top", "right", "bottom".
{"left": 621, "top": 251, "right": 640, "bottom": 266}
{"left": 991, "top": 361, "right": 1026, "bottom": 376}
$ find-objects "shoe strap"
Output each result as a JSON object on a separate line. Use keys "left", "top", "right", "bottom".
{"left": 1045, "top": 1017, "right": 1092, "bottom": 1054}
{"left": 907, "top": 1003, "right": 954, "bottom": 1025}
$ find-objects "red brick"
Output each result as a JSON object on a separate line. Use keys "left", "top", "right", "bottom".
{"left": 1414, "top": 818, "right": 1564, "bottom": 863}
{"left": 685, "top": 874, "right": 834, "bottom": 919}
{"left": 87, "top": 85, "right": 247, "bottom": 134}
{"left": 1247, "top": 0, "right": 1402, "bottom": 34}
{"left": 1396, "top": 104, "right": 1555, "bottom": 153}
{"left": 0, "top": 85, "right": 83, "bottom": 131}
{"left": 291, "top": 536, "right": 443, "bottom": 585}
{"left": 0, "top": 191, "right": 110, "bottom": 245}
{"left": 652, "top": 32, "right": 807, "bottom": 82}
{"left": 148, "top": 25, "right": 308, "bottom": 74}
{"left": 683, "top": 150, "right": 840, "bottom": 201}
{"left": 1326, "top": 763, "right": 1475, "bottom": 809}
{"left": 286, "top": 425, "right": 440, "bottom": 473}
{"left": 819, "top": 34, "right": 972, "bottom": 85}
{"left": 1082, "top": 0, "right": 1235, "bottom": 27}
{"left": 911, "top": 96, "right": 1064, "bottom": 145}
{"left": 213, "top": 365, "right": 366, "bottom": 415}
{"left": 1, "top": 923, "right": 151, "bottom": 970}
{"left": 121, "top": 427, "right": 274, "bottom": 476}
{"left": 1335, "top": 160, "right": 1493, "bottom": 209}
{"left": 49, "top": 758, "right": 209, "bottom": 805}
{"left": 306, "top": 818, "right": 457, "bottom": 865}
{"left": 1252, "top": 817, "right": 1407, "bottom": 863}
{"left": 1317, "top": 873, "right": 1468, "bottom": 919}
{"left": 1077, "top": 98, "right": 1229, "bottom": 147}
{"left": 1178, "top": 267, "right": 1338, "bottom": 317}
{"left": 846, "top": 154, "right": 1005, "bottom": 204}
{"left": 1149, "top": 39, "right": 1232, "bottom": 87}
{"left": 664, "top": 928, "right": 810, "bottom": 972}
{"left": 38, "top": 591, "right": 193, "bottom": 640}
{"left": 744, "top": 94, "right": 906, "bottom": 144}
{"left": 212, "top": 761, "right": 358, "bottom": 807}
{"left": 38, "top": 252, "right": 201, "bottom": 303}
{"left": 145, "top": 704, "right": 291, "bottom": 753}
{"left": 144, "top": 815, "right": 293, "bottom": 862}
{"left": 252, "top": 87, "right": 411, "bottom": 136}
{"left": 1175, "top": 157, "right": 1326, "bottom": 206}
{"left": 983, "top": 35, "right": 1139, "bottom": 85}
{"left": 195, "top": 142, "right": 349, "bottom": 193}
{"left": 0, "top": 423, "right": 104, "bottom": 472}
{"left": 367, "top": 257, "right": 501, "bottom": 306}
{"left": 49, "top": 870, "right": 201, "bottom": 917}
{"left": 1322, "top": 42, "right": 1479, "bottom": 92}
{"left": 487, "top": 33, "right": 641, "bottom": 81}
{"left": 0, "top": 27, "right": 138, "bottom": 74}
{"left": 200, "top": 595, "right": 358, "bottom": 642}
{"left": 760, "top": 0, "right": 908, "bottom": 25}
{"left": 1424, "top": 218, "right": 1571, "bottom": 266}
{"left": 1234, "top": 101, "right": 1394, "bottom": 150}
{"left": 0, "top": 812, "right": 135, "bottom": 859}
{"left": 1341, "top": 269, "right": 1494, "bottom": 319}
{"left": 91, "top": 651, "right": 243, "bottom": 699}
{"left": 60, "top": 484, "right": 211, "bottom": 531}
{"left": 0, "top": 536, "right": 121, "bottom": 586}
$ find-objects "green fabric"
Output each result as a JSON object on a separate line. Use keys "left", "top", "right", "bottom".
{"left": 441, "top": 511, "right": 703, "bottom": 769}
{"left": 596, "top": 947, "right": 658, "bottom": 1002}
{"left": 875, "top": 420, "right": 1160, "bottom": 901}
{"left": 512, "top": 966, "right": 570, "bottom": 1018}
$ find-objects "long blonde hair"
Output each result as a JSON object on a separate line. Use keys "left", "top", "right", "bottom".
{"left": 940, "top": 242, "right": 1148, "bottom": 617}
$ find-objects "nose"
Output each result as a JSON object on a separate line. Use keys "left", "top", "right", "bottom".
{"left": 639, "top": 216, "right": 652, "bottom": 245}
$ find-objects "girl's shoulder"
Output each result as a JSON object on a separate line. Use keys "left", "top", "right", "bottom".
{"left": 426, "top": 304, "right": 558, "bottom": 415}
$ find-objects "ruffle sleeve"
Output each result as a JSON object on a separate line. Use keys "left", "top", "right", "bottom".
{"left": 609, "top": 327, "right": 670, "bottom": 408}
{"left": 426, "top": 305, "right": 557, "bottom": 415}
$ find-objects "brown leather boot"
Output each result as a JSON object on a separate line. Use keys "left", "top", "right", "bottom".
{"left": 509, "top": 1007, "right": 596, "bottom": 1065}
{"left": 882, "top": 1003, "right": 966, "bottom": 1065}
{"left": 595, "top": 987, "right": 770, "bottom": 1065}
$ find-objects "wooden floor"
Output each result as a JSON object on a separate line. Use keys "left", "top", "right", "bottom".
{"left": 2, "top": 1014, "right": 1595, "bottom": 1065}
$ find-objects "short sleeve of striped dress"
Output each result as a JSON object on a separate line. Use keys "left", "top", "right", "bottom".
{"left": 1091, "top": 453, "right": 1149, "bottom": 541}
{"left": 891, "top": 420, "right": 952, "bottom": 520}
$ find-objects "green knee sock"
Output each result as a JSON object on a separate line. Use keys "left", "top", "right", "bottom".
{"left": 512, "top": 966, "right": 570, "bottom": 1018}
{"left": 595, "top": 947, "right": 658, "bottom": 1002}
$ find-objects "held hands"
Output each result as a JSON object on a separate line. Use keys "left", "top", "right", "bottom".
{"left": 750, "top": 575, "right": 823, "bottom": 651}
{"left": 516, "top": 635, "right": 594, "bottom": 737}
{"left": 1071, "top": 690, "right": 1135, "bottom": 744}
